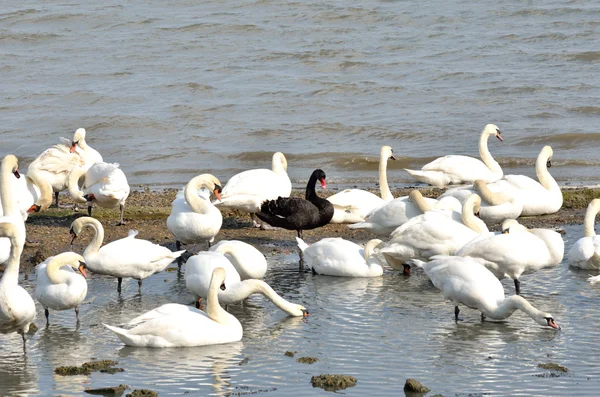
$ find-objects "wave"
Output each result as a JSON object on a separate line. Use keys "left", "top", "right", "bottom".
{"left": 518, "top": 133, "right": 600, "bottom": 147}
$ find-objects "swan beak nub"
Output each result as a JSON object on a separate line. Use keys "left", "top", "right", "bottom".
{"left": 13, "top": 169, "right": 20, "bottom": 179}
{"left": 220, "top": 282, "right": 226, "bottom": 291}
{"left": 78, "top": 264, "right": 87, "bottom": 278}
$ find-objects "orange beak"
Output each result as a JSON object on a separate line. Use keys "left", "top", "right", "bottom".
{"left": 78, "top": 264, "right": 87, "bottom": 278}
{"left": 27, "top": 204, "right": 41, "bottom": 213}
{"left": 302, "top": 309, "right": 310, "bottom": 318}
{"left": 213, "top": 189, "right": 221, "bottom": 201}
{"left": 70, "top": 143, "right": 77, "bottom": 153}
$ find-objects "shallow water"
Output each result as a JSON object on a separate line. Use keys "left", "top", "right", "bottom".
{"left": 2, "top": 1, "right": 600, "bottom": 188}
{"left": 1, "top": 223, "right": 600, "bottom": 396}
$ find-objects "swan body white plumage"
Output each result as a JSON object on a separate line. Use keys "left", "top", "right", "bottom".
{"left": 214, "top": 152, "right": 292, "bottom": 227}
{"left": 0, "top": 155, "right": 27, "bottom": 265}
{"left": 404, "top": 124, "right": 503, "bottom": 186}
{"left": 35, "top": 252, "right": 88, "bottom": 322}
{"left": 457, "top": 219, "right": 564, "bottom": 294}
{"left": 104, "top": 267, "right": 243, "bottom": 347}
{"left": 209, "top": 240, "right": 267, "bottom": 280}
{"left": 348, "top": 190, "right": 463, "bottom": 236}
{"left": 0, "top": 222, "right": 36, "bottom": 339}
{"left": 167, "top": 174, "right": 223, "bottom": 248}
{"left": 296, "top": 237, "right": 384, "bottom": 277}
{"left": 411, "top": 255, "right": 560, "bottom": 328}
{"left": 379, "top": 194, "right": 489, "bottom": 271}
{"left": 569, "top": 200, "right": 600, "bottom": 281}
{"left": 185, "top": 251, "right": 308, "bottom": 316}
{"left": 327, "top": 146, "right": 396, "bottom": 223}
{"left": 70, "top": 217, "right": 185, "bottom": 292}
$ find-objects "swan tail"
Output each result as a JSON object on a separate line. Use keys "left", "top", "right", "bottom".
{"left": 172, "top": 249, "right": 186, "bottom": 259}
{"left": 405, "top": 258, "right": 426, "bottom": 269}
{"left": 127, "top": 230, "right": 139, "bottom": 238}
{"left": 348, "top": 222, "right": 372, "bottom": 230}
{"left": 296, "top": 237, "right": 309, "bottom": 253}
{"left": 103, "top": 323, "right": 137, "bottom": 345}
{"left": 588, "top": 275, "right": 600, "bottom": 285}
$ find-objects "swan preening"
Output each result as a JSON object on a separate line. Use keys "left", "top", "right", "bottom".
{"left": 214, "top": 152, "right": 292, "bottom": 228}
{"left": 0, "top": 155, "right": 27, "bottom": 265}
{"left": 412, "top": 255, "right": 560, "bottom": 329}
{"left": 404, "top": 124, "right": 503, "bottom": 186}
{"left": 568, "top": 199, "right": 600, "bottom": 283}
{"left": 70, "top": 217, "right": 185, "bottom": 293}
{"left": 327, "top": 146, "right": 396, "bottom": 223}
{"left": 104, "top": 268, "right": 244, "bottom": 347}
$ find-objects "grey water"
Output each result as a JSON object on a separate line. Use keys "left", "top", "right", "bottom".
{"left": 1, "top": 224, "right": 599, "bottom": 396}
{"left": 1, "top": 0, "right": 600, "bottom": 189}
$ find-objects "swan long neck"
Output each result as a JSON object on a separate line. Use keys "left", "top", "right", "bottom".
{"left": 271, "top": 152, "right": 288, "bottom": 175}
{"left": 474, "top": 180, "right": 507, "bottom": 205}
{"left": 378, "top": 150, "right": 392, "bottom": 201}
{"left": 363, "top": 239, "right": 383, "bottom": 261}
{"left": 409, "top": 190, "right": 431, "bottom": 213}
{"left": 0, "top": 233, "right": 22, "bottom": 287}
{"left": 82, "top": 218, "right": 104, "bottom": 257}
{"left": 0, "top": 156, "right": 19, "bottom": 217}
{"left": 238, "top": 280, "right": 302, "bottom": 316}
{"left": 206, "top": 272, "right": 241, "bottom": 327}
{"left": 462, "top": 195, "right": 488, "bottom": 233}
{"left": 478, "top": 130, "right": 501, "bottom": 173}
{"left": 68, "top": 167, "right": 88, "bottom": 203}
{"left": 486, "top": 295, "right": 542, "bottom": 321}
{"left": 46, "top": 256, "right": 75, "bottom": 285}
{"left": 26, "top": 168, "right": 53, "bottom": 210}
{"left": 536, "top": 147, "right": 557, "bottom": 191}
{"left": 305, "top": 173, "right": 321, "bottom": 201}
{"left": 184, "top": 176, "right": 214, "bottom": 214}
{"left": 584, "top": 200, "right": 600, "bottom": 238}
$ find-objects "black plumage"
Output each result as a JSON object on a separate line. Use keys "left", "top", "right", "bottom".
{"left": 256, "top": 169, "right": 334, "bottom": 238}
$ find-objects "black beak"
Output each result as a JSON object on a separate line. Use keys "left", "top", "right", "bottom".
{"left": 220, "top": 282, "right": 226, "bottom": 291}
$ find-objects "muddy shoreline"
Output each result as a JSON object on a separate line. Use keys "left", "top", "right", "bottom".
{"left": 16, "top": 186, "right": 600, "bottom": 272}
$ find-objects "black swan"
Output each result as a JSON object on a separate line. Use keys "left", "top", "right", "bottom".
{"left": 256, "top": 169, "right": 334, "bottom": 238}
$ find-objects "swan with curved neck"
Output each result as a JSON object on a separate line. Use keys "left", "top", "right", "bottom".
{"left": 68, "top": 162, "right": 130, "bottom": 225}
{"left": 185, "top": 251, "right": 309, "bottom": 316}
{"left": 14, "top": 166, "right": 54, "bottom": 218}
{"left": 28, "top": 128, "right": 103, "bottom": 207}
{"left": 70, "top": 217, "right": 185, "bottom": 293}
{"left": 404, "top": 124, "right": 503, "bottom": 186}
{"left": 35, "top": 252, "right": 88, "bottom": 323}
{"left": 0, "top": 222, "right": 36, "bottom": 348}
{"left": 379, "top": 194, "right": 489, "bottom": 273}
{"left": 296, "top": 237, "right": 385, "bottom": 277}
{"left": 167, "top": 174, "right": 223, "bottom": 250}
{"left": 411, "top": 255, "right": 560, "bottom": 329}
{"left": 209, "top": 240, "right": 267, "bottom": 280}
{"left": 214, "top": 152, "right": 292, "bottom": 228}
{"left": 327, "top": 146, "right": 396, "bottom": 223}
{"left": 569, "top": 199, "right": 600, "bottom": 277}
{"left": 0, "top": 155, "right": 27, "bottom": 265}
{"left": 104, "top": 267, "right": 244, "bottom": 347}
{"left": 457, "top": 218, "right": 563, "bottom": 295}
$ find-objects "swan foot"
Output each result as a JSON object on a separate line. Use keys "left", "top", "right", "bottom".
{"left": 402, "top": 264, "right": 411, "bottom": 276}
{"left": 311, "top": 267, "right": 318, "bottom": 275}
{"left": 514, "top": 279, "right": 521, "bottom": 295}
{"left": 114, "top": 220, "right": 127, "bottom": 226}
{"left": 259, "top": 222, "right": 279, "bottom": 231}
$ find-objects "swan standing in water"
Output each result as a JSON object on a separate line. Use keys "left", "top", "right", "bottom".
{"left": 327, "top": 146, "right": 396, "bottom": 223}
{"left": 167, "top": 174, "right": 223, "bottom": 250}
{"left": 296, "top": 237, "right": 385, "bottom": 277}
{"left": 568, "top": 199, "right": 600, "bottom": 283}
{"left": 68, "top": 162, "right": 130, "bottom": 225}
{"left": 35, "top": 252, "right": 88, "bottom": 324}
{"left": 209, "top": 240, "right": 267, "bottom": 280}
{"left": 404, "top": 124, "right": 503, "bottom": 186}
{"left": 0, "top": 155, "right": 27, "bottom": 265}
{"left": 348, "top": 189, "right": 462, "bottom": 236}
{"left": 0, "top": 222, "right": 36, "bottom": 349}
{"left": 104, "top": 268, "right": 244, "bottom": 347}
{"left": 70, "top": 217, "right": 185, "bottom": 293}
{"left": 185, "top": 251, "right": 308, "bottom": 316}
{"left": 379, "top": 194, "right": 489, "bottom": 273}
{"left": 214, "top": 152, "right": 292, "bottom": 228}
{"left": 27, "top": 128, "right": 103, "bottom": 208}
{"left": 411, "top": 255, "right": 561, "bottom": 329}
{"left": 457, "top": 219, "right": 564, "bottom": 294}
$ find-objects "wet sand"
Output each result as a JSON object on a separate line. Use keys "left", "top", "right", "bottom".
{"left": 16, "top": 186, "right": 600, "bottom": 272}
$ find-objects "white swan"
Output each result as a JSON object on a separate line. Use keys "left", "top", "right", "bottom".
{"left": 411, "top": 255, "right": 561, "bottom": 329}
{"left": 70, "top": 217, "right": 185, "bottom": 293}
{"left": 441, "top": 180, "right": 523, "bottom": 224}
{"left": 209, "top": 240, "right": 267, "bottom": 280}
{"left": 68, "top": 162, "right": 131, "bottom": 225}
{"left": 348, "top": 189, "right": 463, "bottom": 236}
{"left": 35, "top": 252, "right": 88, "bottom": 324}
{"left": 0, "top": 222, "right": 36, "bottom": 345}
{"left": 185, "top": 251, "right": 308, "bottom": 316}
{"left": 404, "top": 124, "right": 503, "bottom": 186}
{"left": 103, "top": 267, "right": 243, "bottom": 347}
{"left": 379, "top": 194, "right": 489, "bottom": 273}
{"left": 27, "top": 128, "right": 102, "bottom": 207}
{"left": 214, "top": 152, "right": 292, "bottom": 228}
{"left": 11, "top": 166, "right": 54, "bottom": 220}
{"left": 457, "top": 219, "right": 564, "bottom": 294}
{"left": 442, "top": 146, "right": 561, "bottom": 216}
{"left": 296, "top": 237, "right": 385, "bottom": 277}
{"left": 167, "top": 174, "right": 223, "bottom": 250}
{"left": 0, "top": 155, "right": 27, "bottom": 265}
{"left": 327, "top": 146, "right": 396, "bottom": 223}
{"left": 568, "top": 200, "right": 600, "bottom": 283}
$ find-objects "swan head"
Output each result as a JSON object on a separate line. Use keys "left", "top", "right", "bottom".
{"left": 501, "top": 219, "right": 520, "bottom": 234}
{"left": 311, "top": 169, "right": 327, "bottom": 189}
{"left": 537, "top": 314, "right": 560, "bottom": 330}
{"left": 69, "top": 217, "right": 91, "bottom": 244}
{"left": 540, "top": 145, "right": 553, "bottom": 168}
{"left": 483, "top": 124, "right": 503, "bottom": 142}
{"left": 70, "top": 128, "right": 87, "bottom": 153}
{"left": 50, "top": 252, "right": 88, "bottom": 278}
{"left": 2, "top": 154, "right": 20, "bottom": 179}
{"left": 272, "top": 152, "right": 288, "bottom": 173}
{"left": 464, "top": 193, "right": 482, "bottom": 217}
{"left": 381, "top": 146, "right": 396, "bottom": 161}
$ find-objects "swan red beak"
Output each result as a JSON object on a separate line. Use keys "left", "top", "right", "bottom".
{"left": 320, "top": 178, "right": 327, "bottom": 189}
{"left": 70, "top": 142, "right": 77, "bottom": 153}
{"left": 78, "top": 264, "right": 87, "bottom": 278}
{"left": 27, "top": 204, "right": 41, "bottom": 213}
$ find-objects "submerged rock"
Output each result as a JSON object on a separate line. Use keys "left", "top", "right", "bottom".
{"left": 538, "top": 363, "right": 569, "bottom": 373}
{"left": 55, "top": 360, "right": 124, "bottom": 376}
{"left": 284, "top": 351, "right": 295, "bottom": 357}
{"left": 404, "top": 378, "right": 430, "bottom": 393}
{"left": 82, "top": 360, "right": 120, "bottom": 371}
{"left": 55, "top": 365, "right": 92, "bottom": 376}
{"left": 297, "top": 357, "right": 318, "bottom": 364}
{"left": 84, "top": 384, "right": 131, "bottom": 396}
{"left": 310, "top": 374, "right": 357, "bottom": 391}
{"left": 126, "top": 390, "right": 158, "bottom": 397}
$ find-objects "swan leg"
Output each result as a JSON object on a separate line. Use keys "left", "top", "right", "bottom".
{"left": 53, "top": 191, "right": 60, "bottom": 207}
{"left": 137, "top": 279, "right": 142, "bottom": 291}
{"left": 75, "top": 306, "right": 80, "bottom": 323}
{"left": 116, "top": 203, "right": 127, "bottom": 226}
{"left": 514, "top": 279, "right": 521, "bottom": 295}
{"left": 117, "top": 277, "right": 123, "bottom": 293}
{"left": 44, "top": 308, "right": 50, "bottom": 324}
{"left": 402, "top": 264, "right": 411, "bottom": 276}
{"left": 481, "top": 312, "right": 486, "bottom": 322}
{"left": 176, "top": 240, "right": 182, "bottom": 250}
{"left": 87, "top": 205, "right": 93, "bottom": 217}
{"left": 22, "top": 333, "right": 27, "bottom": 354}
{"left": 454, "top": 306, "right": 460, "bottom": 322}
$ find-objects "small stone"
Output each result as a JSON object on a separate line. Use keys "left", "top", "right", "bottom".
{"left": 284, "top": 351, "right": 295, "bottom": 357}
{"left": 538, "top": 363, "right": 569, "bottom": 372}
{"left": 55, "top": 365, "right": 92, "bottom": 376}
{"left": 404, "top": 378, "right": 430, "bottom": 393}
{"left": 85, "top": 384, "right": 131, "bottom": 396}
{"left": 296, "top": 357, "right": 318, "bottom": 364}
{"left": 310, "top": 374, "right": 357, "bottom": 391}
{"left": 126, "top": 389, "right": 158, "bottom": 397}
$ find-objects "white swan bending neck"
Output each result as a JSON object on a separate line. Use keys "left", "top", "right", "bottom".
{"left": 185, "top": 174, "right": 222, "bottom": 214}
{"left": 584, "top": 199, "right": 600, "bottom": 238}
{"left": 479, "top": 124, "right": 502, "bottom": 174}
{"left": 408, "top": 190, "right": 431, "bottom": 212}
{"left": 45, "top": 253, "right": 85, "bottom": 285}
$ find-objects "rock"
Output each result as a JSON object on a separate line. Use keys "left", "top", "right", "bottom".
{"left": 538, "top": 363, "right": 569, "bottom": 372}
{"left": 54, "top": 360, "right": 123, "bottom": 376}
{"left": 84, "top": 384, "right": 131, "bottom": 396}
{"left": 284, "top": 351, "right": 295, "bottom": 357}
{"left": 296, "top": 357, "right": 318, "bottom": 364}
{"left": 310, "top": 374, "right": 357, "bottom": 391}
{"left": 404, "top": 378, "right": 430, "bottom": 393}
{"left": 55, "top": 366, "right": 92, "bottom": 376}
{"left": 126, "top": 389, "right": 158, "bottom": 397}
